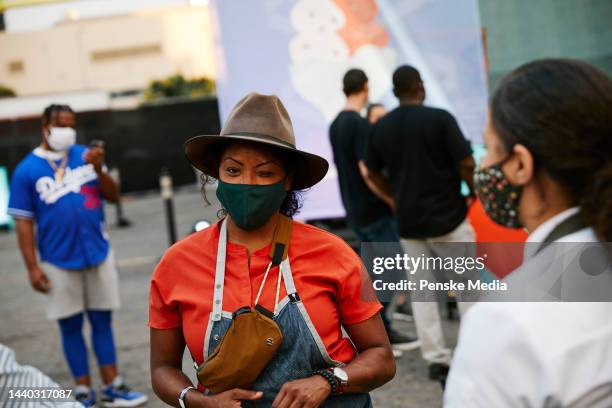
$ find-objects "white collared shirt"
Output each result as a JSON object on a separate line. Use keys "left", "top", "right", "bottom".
{"left": 526, "top": 206, "right": 581, "bottom": 244}
{"left": 444, "top": 209, "right": 612, "bottom": 407}
{"left": 523, "top": 207, "right": 589, "bottom": 260}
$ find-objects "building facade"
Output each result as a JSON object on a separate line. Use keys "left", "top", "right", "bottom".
{"left": 0, "top": 4, "right": 216, "bottom": 97}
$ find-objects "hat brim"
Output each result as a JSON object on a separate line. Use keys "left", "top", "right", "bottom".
{"left": 184, "top": 134, "right": 329, "bottom": 190}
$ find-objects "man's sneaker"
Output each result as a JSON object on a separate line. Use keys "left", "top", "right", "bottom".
{"left": 392, "top": 302, "right": 414, "bottom": 322}
{"left": 75, "top": 385, "right": 96, "bottom": 408}
{"left": 100, "top": 376, "right": 148, "bottom": 407}
{"left": 428, "top": 362, "right": 450, "bottom": 389}
{"left": 387, "top": 328, "right": 420, "bottom": 351}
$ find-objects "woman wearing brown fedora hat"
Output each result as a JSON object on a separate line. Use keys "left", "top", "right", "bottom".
{"left": 148, "top": 93, "right": 395, "bottom": 407}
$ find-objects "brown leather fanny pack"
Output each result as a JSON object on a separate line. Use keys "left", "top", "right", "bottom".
{"left": 197, "top": 215, "right": 293, "bottom": 394}
{"left": 197, "top": 305, "right": 282, "bottom": 394}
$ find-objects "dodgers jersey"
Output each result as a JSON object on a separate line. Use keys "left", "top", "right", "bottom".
{"left": 8, "top": 145, "right": 110, "bottom": 270}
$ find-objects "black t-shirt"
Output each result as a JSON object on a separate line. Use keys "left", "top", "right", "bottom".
{"left": 329, "top": 111, "right": 391, "bottom": 227}
{"left": 365, "top": 105, "right": 471, "bottom": 238}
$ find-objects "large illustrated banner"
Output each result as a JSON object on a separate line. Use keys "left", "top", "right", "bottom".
{"left": 212, "top": 0, "right": 488, "bottom": 220}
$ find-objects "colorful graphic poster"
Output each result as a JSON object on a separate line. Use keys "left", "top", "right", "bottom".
{"left": 212, "top": 0, "right": 488, "bottom": 221}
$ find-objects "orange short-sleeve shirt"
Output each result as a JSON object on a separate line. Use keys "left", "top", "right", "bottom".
{"left": 148, "top": 220, "right": 381, "bottom": 365}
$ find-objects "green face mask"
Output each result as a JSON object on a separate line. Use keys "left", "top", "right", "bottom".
{"left": 216, "top": 179, "right": 288, "bottom": 230}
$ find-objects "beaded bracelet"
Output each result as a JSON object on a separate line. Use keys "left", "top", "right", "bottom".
{"left": 313, "top": 369, "right": 337, "bottom": 395}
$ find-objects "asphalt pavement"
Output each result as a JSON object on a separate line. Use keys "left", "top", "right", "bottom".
{"left": 0, "top": 184, "right": 458, "bottom": 407}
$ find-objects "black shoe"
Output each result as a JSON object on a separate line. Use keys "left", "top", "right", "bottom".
{"left": 446, "top": 298, "right": 459, "bottom": 321}
{"left": 397, "top": 302, "right": 413, "bottom": 315}
{"left": 393, "top": 302, "right": 414, "bottom": 322}
{"left": 428, "top": 363, "right": 450, "bottom": 389}
{"left": 387, "top": 328, "right": 420, "bottom": 351}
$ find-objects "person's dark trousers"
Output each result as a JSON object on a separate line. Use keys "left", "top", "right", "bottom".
{"left": 351, "top": 214, "right": 402, "bottom": 333}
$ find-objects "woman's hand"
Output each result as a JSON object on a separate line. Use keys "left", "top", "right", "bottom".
{"left": 205, "top": 388, "right": 263, "bottom": 408}
{"left": 186, "top": 388, "right": 262, "bottom": 407}
{"left": 271, "top": 375, "right": 331, "bottom": 408}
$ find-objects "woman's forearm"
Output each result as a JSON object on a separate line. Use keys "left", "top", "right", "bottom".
{"left": 151, "top": 365, "right": 197, "bottom": 407}
{"left": 342, "top": 346, "right": 396, "bottom": 393}
{"left": 150, "top": 328, "right": 217, "bottom": 407}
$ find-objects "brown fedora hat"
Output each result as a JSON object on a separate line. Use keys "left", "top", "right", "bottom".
{"left": 184, "top": 92, "right": 329, "bottom": 190}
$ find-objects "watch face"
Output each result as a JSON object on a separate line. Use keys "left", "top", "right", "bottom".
{"left": 333, "top": 367, "right": 348, "bottom": 382}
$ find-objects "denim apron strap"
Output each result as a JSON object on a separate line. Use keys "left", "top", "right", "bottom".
{"left": 280, "top": 258, "right": 346, "bottom": 368}
{"left": 212, "top": 219, "right": 227, "bottom": 322}
{"left": 203, "top": 219, "right": 228, "bottom": 361}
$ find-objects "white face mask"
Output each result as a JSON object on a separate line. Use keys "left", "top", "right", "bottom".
{"left": 47, "top": 127, "right": 76, "bottom": 152}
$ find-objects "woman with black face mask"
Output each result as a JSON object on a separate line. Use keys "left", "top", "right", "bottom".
{"left": 444, "top": 59, "right": 612, "bottom": 407}
{"left": 148, "top": 93, "right": 395, "bottom": 408}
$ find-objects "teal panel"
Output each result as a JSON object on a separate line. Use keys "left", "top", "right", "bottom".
{"left": 478, "top": 0, "right": 612, "bottom": 90}
{"left": 0, "top": 166, "right": 12, "bottom": 228}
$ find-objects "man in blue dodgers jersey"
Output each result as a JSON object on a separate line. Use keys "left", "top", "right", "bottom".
{"left": 8, "top": 104, "right": 147, "bottom": 408}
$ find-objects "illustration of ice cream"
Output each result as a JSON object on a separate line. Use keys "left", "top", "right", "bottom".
{"left": 289, "top": 0, "right": 397, "bottom": 121}
{"left": 335, "top": 0, "right": 388, "bottom": 52}
{"left": 289, "top": 0, "right": 347, "bottom": 63}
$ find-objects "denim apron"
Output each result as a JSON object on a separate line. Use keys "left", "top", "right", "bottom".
{"left": 201, "top": 219, "right": 373, "bottom": 407}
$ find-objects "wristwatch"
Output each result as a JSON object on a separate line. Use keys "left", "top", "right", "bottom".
{"left": 178, "top": 385, "right": 195, "bottom": 408}
{"left": 331, "top": 367, "right": 348, "bottom": 394}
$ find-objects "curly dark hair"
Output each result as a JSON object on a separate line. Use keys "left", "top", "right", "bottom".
{"left": 198, "top": 141, "right": 305, "bottom": 218}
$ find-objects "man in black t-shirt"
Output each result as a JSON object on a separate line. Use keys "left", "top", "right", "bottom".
{"left": 330, "top": 70, "right": 393, "bottom": 227}
{"left": 329, "top": 69, "right": 417, "bottom": 354}
{"left": 364, "top": 65, "right": 477, "bottom": 383}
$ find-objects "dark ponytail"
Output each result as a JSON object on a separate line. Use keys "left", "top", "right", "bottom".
{"left": 587, "top": 163, "right": 612, "bottom": 241}
{"left": 490, "top": 58, "right": 612, "bottom": 241}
